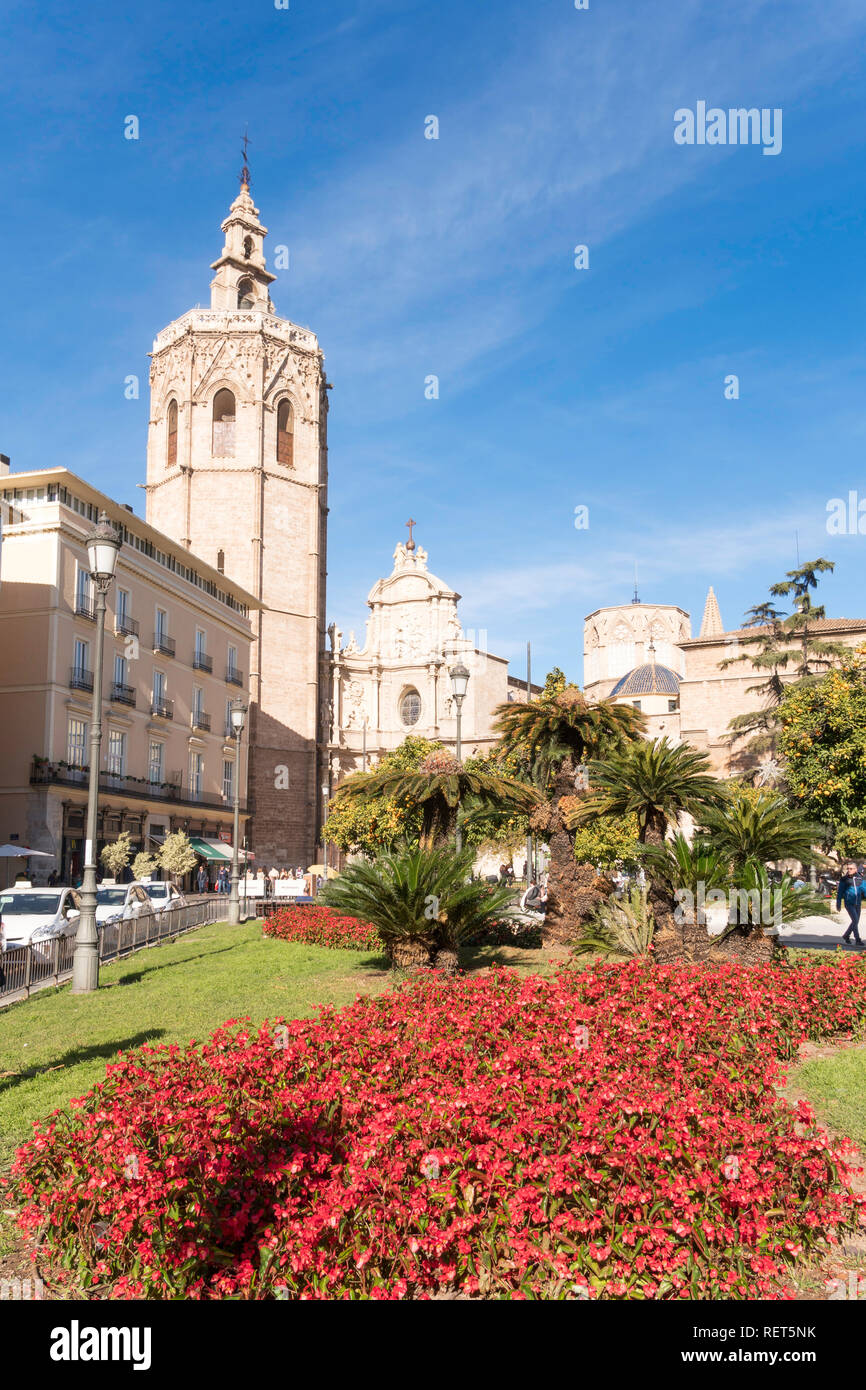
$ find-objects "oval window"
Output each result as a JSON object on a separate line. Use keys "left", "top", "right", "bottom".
{"left": 400, "top": 690, "right": 422, "bottom": 726}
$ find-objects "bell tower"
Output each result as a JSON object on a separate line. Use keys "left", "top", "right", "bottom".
{"left": 144, "top": 162, "right": 329, "bottom": 868}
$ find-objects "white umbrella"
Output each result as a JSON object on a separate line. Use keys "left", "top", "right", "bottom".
{"left": 0, "top": 844, "right": 54, "bottom": 889}
{"left": 0, "top": 845, "right": 53, "bottom": 857}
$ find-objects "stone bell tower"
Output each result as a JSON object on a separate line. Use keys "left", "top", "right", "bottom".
{"left": 144, "top": 162, "right": 329, "bottom": 867}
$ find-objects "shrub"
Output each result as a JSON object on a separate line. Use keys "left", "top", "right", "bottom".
{"left": 263, "top": 905, "right": 383, "bottom": 953}
{"left": 9, "top": 958, "right": 866, "bottom": 1301}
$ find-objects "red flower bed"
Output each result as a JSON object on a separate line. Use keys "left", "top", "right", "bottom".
{"left": 262, "top": 904, "right": 382, "bottom": 953}
{"left": 9, "top": 958, "right": 866, "bottom": 1300}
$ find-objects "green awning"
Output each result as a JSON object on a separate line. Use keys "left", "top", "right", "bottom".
{"left": 188, "top": 837, "right": 232, "bottom": 862}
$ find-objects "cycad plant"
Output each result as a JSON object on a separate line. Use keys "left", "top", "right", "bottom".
{"left": 571, "top": 888, "right": 654, "bottom": 960}
{"left": 493, "top": 688, "right": 644, "bottom": 941}
{"left": 568, "top": 738, "right": 724, "bottom": 847}
{"left": 329, "top": 750, "right": 538, "bottom": 850}
{"left": 697, "top": 786, "right": 823, "bottom": 872}
{"left": 319, "top": 844, "right": 515, "bottom": 972}
{"left": 564, "top": 739, "right": 725, "bottom": 963}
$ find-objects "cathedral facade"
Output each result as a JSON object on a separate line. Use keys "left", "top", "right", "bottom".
{"left": 324, "top": 534, "right": 534, "bottom": 780}
{"left": 144, "top": 179, "right": 329, "bottom": 867}
{"left": 584, "top": 587, "right": 866, "bottom": 774}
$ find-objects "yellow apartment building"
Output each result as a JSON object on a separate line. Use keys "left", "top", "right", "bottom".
{"left": 0, "top": 465, "right": 260, "bottom": 883}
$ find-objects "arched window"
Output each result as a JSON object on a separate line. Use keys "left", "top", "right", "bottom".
{"left": 276, "top": 399, "right": 294, "bottom": 467}
{"left": 243, "top": 235, "right": 253, "bottom": 260}
{"left": 237, "top": 278, "right": 254, "bottom": 309}
{"left": 166, "top": 399, "right": 178, "bottom": 468}
{"left": 400, "top": 689, "right": 422, "bottom": 727}
{"left": 216, "top": 549, "right": 225, "bottom": 574}
{"left": 212, "top": 389, "right": 236, "bottom": 457}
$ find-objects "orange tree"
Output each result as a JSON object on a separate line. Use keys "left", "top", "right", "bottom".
{"left": 778, "top": 652, "right": 866, "bottom": 857}
{"left": 324, "top": 737, "right": 440, "bottom": 855}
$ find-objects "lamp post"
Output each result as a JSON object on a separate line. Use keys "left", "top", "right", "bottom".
{"left": 227, "top": 698, "right": 248, "bottom": 925}
{"left": 71, "top": 512, "right": 121, "bottom": 994}
{"left": 321, "top": 784, "right": 330, "bottom": 886}
{"left": 449, "top": 661, "right": 470, "bottom": 851}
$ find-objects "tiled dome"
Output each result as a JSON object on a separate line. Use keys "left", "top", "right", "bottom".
{"left": 610, "top": 663, "right": 681, "bottom": 697}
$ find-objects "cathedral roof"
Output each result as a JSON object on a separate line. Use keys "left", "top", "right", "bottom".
{"left": 610, "top": 663, "right": 681, "bottom": 697}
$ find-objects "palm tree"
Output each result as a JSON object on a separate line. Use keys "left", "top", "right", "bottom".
{"left": 329, "top": 749, "right": 539, "bottom": 850}
{"left": 319, "top": 844, "right": 515, "bottom": 972}
{"left": 494, "top": 688, "right": 644, "bottom": 941}
{"left": 567, "top": 738, "right": 724, "bottom": 846}
{"left": 564, "top": 739, "right": 725, "bottom": 962}
{"left": 697, "top": 786, "right": 824, "bottom": 872}
{"left": 639, "top": 833, "right": 829, "bottom": 962}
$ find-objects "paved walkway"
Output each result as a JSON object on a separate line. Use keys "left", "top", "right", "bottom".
{"left": 779, "top": 908, "right": 865, "bottom": 952}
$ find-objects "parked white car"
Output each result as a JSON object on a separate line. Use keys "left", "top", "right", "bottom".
{"left": 141, "top": 881, "right": 185, "bottom": 914}
{"left": 0, "top": 886, "right": 81, "bottom": 955}
{"left": 95, "top": 882, "right": 154, "bottom": 927}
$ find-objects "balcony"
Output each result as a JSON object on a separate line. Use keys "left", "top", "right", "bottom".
{"left": 152, "top": 632, "right": 175, "bottom": 657}
{"left": 30, "top": 758, "right": 246, "bottom": 813}
{"left": 151, "top": 698, "right": 174, "bottom": 720}
{"left": 193, "top": 652, "right": 213, "bottom": 673}
{"left": 115, "top": 613, "right": 139, "bottom": 638}
{"left": 110, "top": 681, "right": 137, "bottom": 707}
{"left": 69, "top": 666, "right": 94, "bottom": 693}
{"left": 192, "top": 711, "right": 211, "bottom": 732}
{"left": 74, "top": 597, "right": 96, "bottom": 622}
{"left": 225, "top": 666, "right": 244, "bottom": 687}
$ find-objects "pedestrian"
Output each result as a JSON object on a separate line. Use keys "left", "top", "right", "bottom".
{"left": 268, "top": 865, "right": 279, "bottom": 898}
{"left": 836, "top": 861, "right": 866, "bottom": 946}
{"left": 196, "top": 862, "right": 208, "bottom": 896}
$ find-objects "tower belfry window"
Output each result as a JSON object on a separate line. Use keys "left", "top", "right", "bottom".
{"left": 212, "top": 389, "right": 236, "bottom": 457}
{"left": 276, "top": 399, "right": 294, "bottom": 467}
{"left": 237, "top": 278, "right": 255, "bottom": 309}
{"left": 243, "top": 236, "right": 253, "bottom": 259}
{"left": 166, "top": 399, "right": 178, "bottom": 468}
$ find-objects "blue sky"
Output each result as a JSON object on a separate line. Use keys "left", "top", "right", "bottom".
{"left": 2, "top": 0, "right": 865, "bottom": 683}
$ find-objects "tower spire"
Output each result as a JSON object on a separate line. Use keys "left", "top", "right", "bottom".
{"left": 699, "top": 585, "right": 724, "bottom": 638}
{"left": 210, "top": 163, "right": 276, "bottom": 313}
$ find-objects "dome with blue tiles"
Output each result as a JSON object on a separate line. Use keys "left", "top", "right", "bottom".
{"left": 610, "top": 661, "right": 681, "bottom": 697}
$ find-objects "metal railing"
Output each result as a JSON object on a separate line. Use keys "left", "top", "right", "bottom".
{"left": 153, "top": 633, "right": 176, "bottom": 657}
{"left": 151, "top": 698, "right": 174, "bottom": 719}
{"left": 193, "top": 652, "right": 213, "bottom": 673}
{"left": 225, "top": 667, "right": 244, "bottom": 687}
{"left": 110, "top": 681, "right": 136, "bottom": 706}
{"left": 192, "top": 711, "right": 211, "bottom": 731}
{"left": 69, "top": 666, "right": 94, "bottom": 692}
{"left": 0, "top": 896, "right": 226, "bottom": 1007}
{"left": 74, "top": 597, "right": 97, "bottom": 621}
{"left": 115, "top": 614, "right": 139, "bottom": 638}
{"left": 29, "top": 760, "right": 245, "bottom": 813}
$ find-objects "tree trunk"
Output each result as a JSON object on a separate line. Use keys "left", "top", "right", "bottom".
{"left": 389, "top": 938, "right": 430, "bottom": 969}
{"left": 543, "top": 760, "right": 613, "bottom": 944}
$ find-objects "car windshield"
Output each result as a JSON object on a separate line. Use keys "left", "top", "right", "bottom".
{"left": 145, "top": 885, "right": 167, "bottom": 898}
{"left": 0, "top": 893, "right": 62, "bottom": 916}
{"left": 96, "top": 888, "right": 128, "bottom": 906}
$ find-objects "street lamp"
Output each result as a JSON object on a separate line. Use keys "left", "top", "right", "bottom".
{"left": 71, "top": 511, "right": 121, "bottom": 994}
{"left": 321, "top": 783, "right": 330, "bottom": 885}
{"left": 449, "top": 661, "right": 470, "bottom": 850}
{"left": 227, "top": 698, "right": 247, "bottom": 925}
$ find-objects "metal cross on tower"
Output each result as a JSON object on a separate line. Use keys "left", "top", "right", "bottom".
{"left": 239, "top": 127, "right": 252, "bottom": 189}
{"left": 405, "top": 517, "right": 416, "bottom": 551}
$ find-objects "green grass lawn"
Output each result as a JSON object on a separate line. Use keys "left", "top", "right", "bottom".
{"left": 0, "top": 919, "right": 393, "bottom": 1169}
{"left": 792, "top": 1046, "right": 866, "bottom": 1154}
